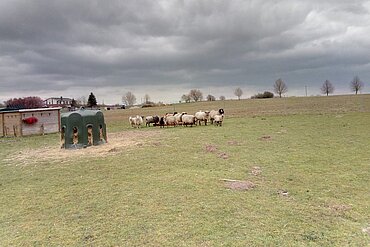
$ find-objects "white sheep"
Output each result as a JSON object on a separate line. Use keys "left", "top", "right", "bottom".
{"left": 174, "top": 112, "right": 187, "bottom": 125}
{"left": 181, "top": 114, "right": 196, "bottom": 127}
{"left": 214, "top": 114, "right": 224, "bottom": 126}
{"left": 195, "top": 111, "right": 210, "bottom": 125}
{"left": 209, "top": 109, "right": 224, "bottom": 124}
{"left": 129, "top": 115, "right": 143, "bottom": 128}
{"left": 164, "top": 115, "right": 177, "bottom": 126}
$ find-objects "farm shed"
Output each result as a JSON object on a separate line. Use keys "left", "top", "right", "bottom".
{"left": 0, "top": 108, "right": 61, "bottom": 137}
{"left": 60, "top": 109, "right": 107, "bottom": 149}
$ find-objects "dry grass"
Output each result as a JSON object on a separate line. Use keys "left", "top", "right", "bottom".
{"left": 4, "top": 130, "right": 161, "bottom": 166}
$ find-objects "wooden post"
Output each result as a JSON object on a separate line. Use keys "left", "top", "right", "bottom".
{"left": 58, "top": 109, "right": 61, "bottom": 132}
{"left": 19, "top": 112, "right": 23, "bottom": 136}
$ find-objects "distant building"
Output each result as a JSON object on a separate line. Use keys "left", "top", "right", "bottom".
{"left": 44, "top": 97, "right": 73, "bottom": 108}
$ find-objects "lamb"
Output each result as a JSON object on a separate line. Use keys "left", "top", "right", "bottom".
{"left": 213, "top": 114, "right": 224, "bottom": 126}
{"left": 210, "top": 109, "right": 225, "bottom": 125}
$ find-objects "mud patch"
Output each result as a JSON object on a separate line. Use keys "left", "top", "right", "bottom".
{"left": 4, "top": 130, "right": 161, "bottom": 166}
{"left": 223, "top": 179, "right": 256, "bottom": 191}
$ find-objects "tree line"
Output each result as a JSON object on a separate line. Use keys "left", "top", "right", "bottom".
{"left": 1, "top": 76, "right": 365, "bottom": 109}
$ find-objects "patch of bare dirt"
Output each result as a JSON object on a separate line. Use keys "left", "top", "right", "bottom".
{"left": 205, "top": 144, "right": 218, "bottom": 153}
{"left": 223, "top": 179, "right": 256, "bottom": 191}
{"left": 151, "top": 141, "right": 162, "bottom": 147}
{"left": 218, "top": 152, "right": 229, "bottom": 159}
{"left": 259, "top": 135, "right": 272, "bottom": 141}
{"left": 204, "top": 144, "right": 229, "bottom": 159}
{"left": 4, "top": 130, "right": 161, "bottom": 166}
{"left": 250, "top": 166, "right": 262, "bottom": 176}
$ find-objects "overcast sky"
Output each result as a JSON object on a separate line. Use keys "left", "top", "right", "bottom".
{"left": 0, "top": 0, "right": 369, "bottom": 104}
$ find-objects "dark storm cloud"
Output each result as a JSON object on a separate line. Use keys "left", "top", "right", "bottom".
{"left": 0, "top": 0, "right": 369, "bottom": 103}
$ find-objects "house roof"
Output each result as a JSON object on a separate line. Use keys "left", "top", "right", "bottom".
{"left": 44, "top": 97, "right": 73, "bottom": 101}
{"left": 19, "top": 107, "right": 62, "bottom": 112}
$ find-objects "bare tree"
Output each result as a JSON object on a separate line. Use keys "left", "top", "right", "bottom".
{"left": 181, "top": 94, "right": 191, "bottom": 103}
{"left": 77, "top": 96, "right": 86, "bottom": 106}
{"left": 143, "top": 94, "right": 150, "bottom": 104}
{"left": 206, "top": 94, "right": 216, "bottom": 101}
{"left": 189, "top": 89, "right": 203, "bottom": 102}
{"left": 5, "top": 96, "right": 44, "bottom": 109}
{"left": 321, "top": 80, "right": 334, "bottom": 96}
{"left": 122, "top": 91, "right": 136, "bottom": 106}
{"left": 219, "top": 95, "right": 226, "bottom": 101}
{"left": 234, "top": 87, "right": 243, "bottom": 100}
{"left": 350, "top": 76, "right": 364, "bottom": 95}
{"left": 274, "top": 78, "right": 288, "bottom": 98}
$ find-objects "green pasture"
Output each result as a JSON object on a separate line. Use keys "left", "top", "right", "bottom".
{"left": 1, "top": 95, "right": 369, "bottom": 246}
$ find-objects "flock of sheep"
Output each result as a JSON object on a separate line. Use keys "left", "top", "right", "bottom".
{"left": 128, "top": 109, "right": 225, "bottom": 128}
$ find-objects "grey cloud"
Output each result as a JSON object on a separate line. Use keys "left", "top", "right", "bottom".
{"left": 0, "top": 0, "right": 369, "bottom": 103}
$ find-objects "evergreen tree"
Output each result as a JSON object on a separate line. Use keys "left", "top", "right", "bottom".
{"left": 87, "top": 92, "right": 97, "bottom": 108}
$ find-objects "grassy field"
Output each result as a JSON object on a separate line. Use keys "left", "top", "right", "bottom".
{"left": 1, "top": 95, "right": 369, "bottom": 246}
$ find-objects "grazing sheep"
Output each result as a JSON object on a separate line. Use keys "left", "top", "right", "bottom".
{"left": 145, "top": 116, "right": 159, "bottom": 127}
{"left": 214, "top": 114, "right": 224, "bottom": 126}
{"left": 174, "top": 112, "right": 187, "bottom": 125}
{"left": 210, "top": 109, "right": 225, "bottom": 124}
{"left": 164, "top": 115, "right": 177, "bottom": 127}
{"left": 195, "top": 111, "right": 210, "bottom": 125}
{"left": 129, "top": 115, "right": 143, "bottom": 128}
{"left": 181, "top": 114, "right": 196, "bottom": 127}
